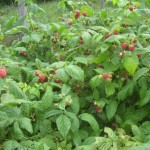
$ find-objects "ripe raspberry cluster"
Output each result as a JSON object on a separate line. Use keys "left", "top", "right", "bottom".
{"left": 35, "top": 70, "right": 46, "bottom": 83}
{"left": 0, "top": 67, "right": 7, "bottom": 78}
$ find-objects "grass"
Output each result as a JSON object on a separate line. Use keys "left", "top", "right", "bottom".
{"left": 0, "top": 0, "right": 100, "bottom": 25}
{"left": 0, "top": 0, "right": 100, "bottom": 45}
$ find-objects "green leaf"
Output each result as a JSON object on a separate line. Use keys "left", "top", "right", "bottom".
{"left": 101, "top": 43, "right": 110, "bottom": 53}
{"left": 106, "top": 100, "right": 118, "bottom": 120}
{"left": 118, "top": 80, "right": 135, "bottom": 101}
{"left": 104, "top": 127, "right": 116, "bottom": 139}
{"left": 131, "top": 125, "right": 144, "bottom": 142}
{"left": 0, "top": 78, "right": 5, "bottom": 94}
{"left": 70, "top": 95, "right": 80, "bottom": 114}
{"left": 134, "top": 67, "right": 149, "bottom": 81}
{"left": 74, "top": 57, "right": 88, "bottom": 65}
{"left": 44, "top": 110, "right": 62, "bottom": 118}
{"left": 105, "top": 83, "right": 116, "bottom": 97}
{"left": 3, "top": 140, "right": 19, "bottom": 150}
{"left": 105, "top": 35, "right": 125, "bottom": 43}
{"left": 90, "top": 75, "right": 101, "bottom": 89}
{"left": 141, "top": 121, "right": 150, "bottom": 135}
{"left": 13, "top": 122, "right": 24, "bottom": 139}
{"left": 8, "top": 81, "right": 27, "bottom": 99}
{"left": 95, "top": 137, "right": 112, "bottom": 150}
{"left": 19, "top": 117, "right": 33, "bottom": 134}
{"left": 112, "top": 0, "right": 118, "bottom": 5}
{"left": 65, "top": 111, "right": 79, "bottom": 132}
{"left": 57, "top": 68, "right": 69, "bottom": 82}
{"left": 123, "top": 55, "right": 139, "bottom": 75}
{"left": 56, "top": 114, "right": 71, "bottom": 137}
{"left": 80, "top": 113, "right": 99, "bottom": 132}
{"left": 40, "top": 86, "right": 53, "bottom": 109}
{"left": 133, "top": 143, "right": 150, "bottom": 150}
{"left": 141, "top": 54, "right": 150, "bottom": 67}
{"left": 81, "top": 31, "right": 91, "bottom": 43}
{"left": 65, "top": 65, "right": 84, "bottom": 81}
{"left": 61, "top": 84, "right": 71, "bottom": 95}
{"left": 139, "top": 90, "right": 150, "bottom": 106}
{"left": 30, "top": 33, "right": 42, "bottom": 43}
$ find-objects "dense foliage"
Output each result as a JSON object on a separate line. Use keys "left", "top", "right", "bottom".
{"left": 0, "top": 0, "right": 150, "bottom": 149}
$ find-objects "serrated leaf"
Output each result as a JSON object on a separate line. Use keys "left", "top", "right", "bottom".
{"left": 13, "top": 121, "right": 24, "bottom": 139}
{"left": 105, "top": 83, "right": 116, "bottom": 97}
{"left": 61, "top": 84, "right": 71, "bottom": 95}
{"left": 65, "top": 65, "right": 84, "bottom": 81}
{"left": 44, "top": 110, "right": 62, "bottom": 118}
{"left": 106, "top": 100, "right": 118, "bottom": 120}
{"left": 74, "top": 57, "right": 88, "bottom": 65}
{"left": 19, "top": 117, "right": 33, "bottom": 134}
{"left": 133, "top": 143, "right": 150, "bottom": 150}
{"left": 70, "top": 96, "right": 80, "bottom": 114}
{"left": 105, "top": 35, "right": 125, "bottom": 43}
{"left": 57, "top": 68, "right": 69, "bottom": 82}
{"left": 141, "top": 121, "right": 150, "bottom": 135}
{"left": 3, "top": 140, "right": 19, "bottom": 150}
{"left": 101, "top": 43, "right": 110, "bottom": 53}
{"left": 0, "top": 78, "right": 5, "bottom": 94}
{"left": 65, "top": 111, "right": 79, "bottom": 132}
{"left": 134, "top": 67, "right": 149, "bottom": 80}
{"left": 141, "top": 55, "right": 150, "bottom": 67}
{"left": 80, "top": 113, "right": 99, "bottom": 132}
{"left": 90, "top": 75, "right": 101, "bottom": 89}
{"left": 41, "top": 86, "right": 53, "bottom": 108}
{"left": 118, "top": 80, "right": 135, "bottom": 101}
{"left": 104, "top": 127, "right": 116, "bottom": 139}
{"left": 95, "top": 137, "right": 112, "bottom": 150}
{"left": 139, "top": 90, "right": 150, "bottom": 106}
{"left": 8, "top": 81, "right": 26, "bottom": 99}
{"left": 56, "top": 114, "right": 71, "bottom": 137}
{"left": 132, "top": 125, "right": 144, "bottom": 142}
{"left": 82, "top": 31, "right": 91, "bottom": 43}
{"left": 123, "top": 56, "right": 139, "bottom": 75}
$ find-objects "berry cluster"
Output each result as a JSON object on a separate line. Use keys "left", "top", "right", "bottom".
{"left": 35, "top": 70, "right": 46, "bottom": 83}
{"left": 68, "top": 10, "right": 87, "bottom": 26}
{"left": 104, "top": 30, "right": 119, "bottom": 39}
{"left": 0, "top": 67, "right": 7, "bottom": 78}
{"left": 99, "top": 73, "right": 112, "bottom": 79}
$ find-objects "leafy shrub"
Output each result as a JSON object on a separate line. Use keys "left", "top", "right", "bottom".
{"left": 0, "top": 0, "right": 150, "bottom": 149}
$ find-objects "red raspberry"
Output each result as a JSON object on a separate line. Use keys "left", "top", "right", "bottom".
{"left": 54, "top": 32, "right": 59, "bottom": 39}
{"left": 104, "top": 33, "right": 111, "bottom": 39}
{"left": 133, "top": 39, "right": 137, "bottom": 43}
{"left": 68, "top": 21, "right": 73, "bottom": 26}
{"left": 129, "top": 7, "right": 134, "bottom": 11}
{"left": 136, "top": 53, "right": 141, "bottom": 58}
{"left": 96, "top": 106, "right": 102, "bottom": 113}
{"left": 103, "top": 73, "right": 109, "bottom": 79}
{"left": 129, "top": 45, "right": 135, "bottom": 51}
{"left": 113, "top": 30, "right": 119, "bottom": 35}
{"left": 19, "top": 51, "right": 26, "bottom": 56}
{"left": 74, "top": 10, "right": 80, "bottom": 19}
{"left": 82, "top": 12, "right": 87, "bottom": 16}
{"left": 76, "top": 85, "right": 80, "bottom": 89}
{"left": 121, "top": 43, "right": 127, "bottom": 49}
{"left": 55, "top": 78, "right": 61, "bottom": 83}
{"left": 35, "top": 70, "right": 41, "bottom": 76}
{"left": 80, "top": 40, "right": 84, "bottom": 44}
{"left": 0, "top": 67, "right": 7, "bottom": 78}
{"left": 53, "top": 70, "right": 57, "bottom": 74}
{"left": 107, "top": 74, "right": 112, "bottom": 78}
{"left": 38, "top": 74, "right": 46, "bottom": 83}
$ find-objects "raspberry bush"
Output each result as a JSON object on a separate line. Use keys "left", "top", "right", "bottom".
{"left": 0, "top": 0, "right": 150, "bottom": 149}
